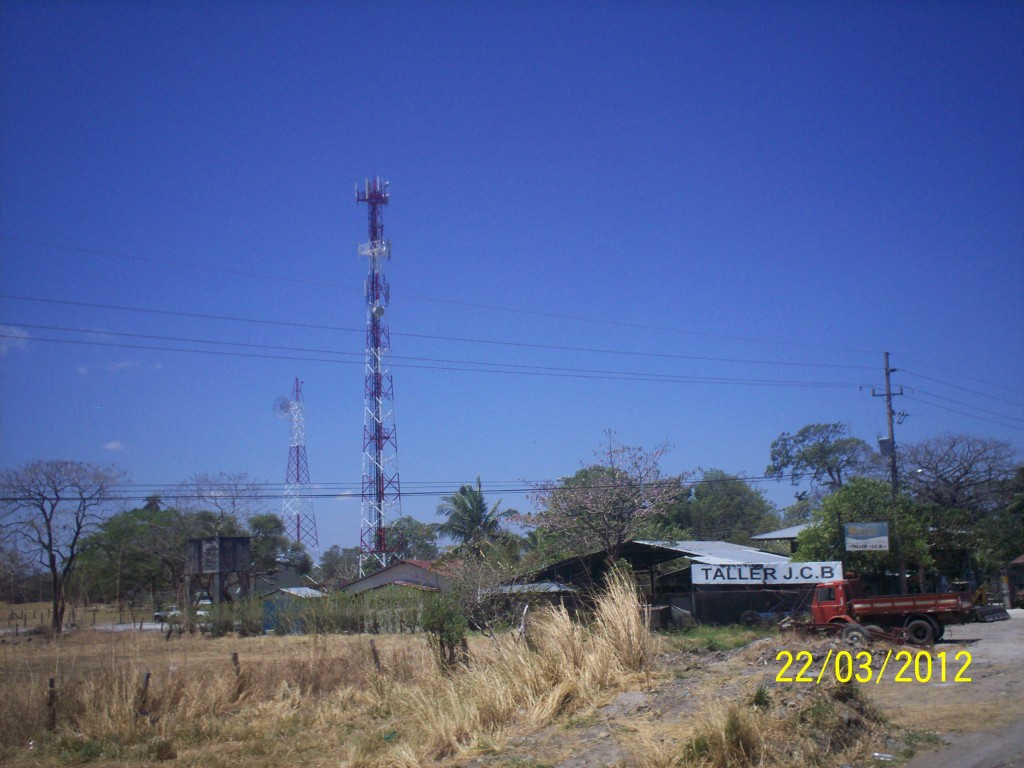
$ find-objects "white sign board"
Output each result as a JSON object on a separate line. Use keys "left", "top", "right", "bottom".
{"left": 844, "top": 522, "right": 889, "bottom": 551}
{"left": 691, "top": 561, "right": 843, "bottom": 586}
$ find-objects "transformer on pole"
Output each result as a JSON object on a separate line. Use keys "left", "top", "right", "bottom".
{"left": 275, "top": 377, "right": 319, "bottom": 557}
{"left": 356, "top": 177, "right": 403, "bottom": 575}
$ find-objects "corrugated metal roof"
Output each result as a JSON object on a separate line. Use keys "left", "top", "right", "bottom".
{"left": 492, "top": 581, "right": 578, "bottom": 595}
{"left": 750, "top": 524, "right": 808, "bottom": 541}
{"left": 637, "top": 540, "right": 790, "bottom": 564}
{"left": 278, "top": 586, "right": 327, "bottom": 598}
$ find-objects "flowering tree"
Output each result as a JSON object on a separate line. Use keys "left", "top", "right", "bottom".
{"left": 525, "top": 433, "right": 681, "bottom": 563}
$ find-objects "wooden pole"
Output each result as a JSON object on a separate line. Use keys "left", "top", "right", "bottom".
{"left": 370, "top": 639, "right": 382, "bottom": 672}
{"left": 137, "top": 672, "right": 151, "bottom": 717}
{"left": 46, "top": 678, "right": 57, "bottom": 731}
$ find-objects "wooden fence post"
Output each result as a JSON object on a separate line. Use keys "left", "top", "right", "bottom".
{"left": 370, "top": 639, "right": 382, "bottom": 673}
{"left": 46, "top": 678, "right": 57, "bottom": 731}
{"left": 136, "top": 672, "right": 152, "bottom": 717}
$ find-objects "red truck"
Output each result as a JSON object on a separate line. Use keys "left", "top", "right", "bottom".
{"left": 809, "top": 579, "right": 974, "bottom": 645}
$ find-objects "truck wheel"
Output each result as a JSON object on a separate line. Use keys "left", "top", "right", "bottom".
{"left": 906, "top": 619, "right": 934, "bottom": 645}
{"left": 842, "top": 624, "right": 870, "bottom": 646}
{"left": 863, "top": 624, "right": 884, "bottom": 640}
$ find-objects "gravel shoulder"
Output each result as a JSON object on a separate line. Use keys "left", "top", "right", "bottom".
{"left": 877, "top": 609, "right": 1024, "bottom": 768}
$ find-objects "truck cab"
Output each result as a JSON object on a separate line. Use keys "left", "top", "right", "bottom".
{"left": 810, "top": 580, "right": 857, "bottom": 624}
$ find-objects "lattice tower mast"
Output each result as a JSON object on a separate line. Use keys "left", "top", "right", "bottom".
{"left": 356, "top": 177, "right": 402, "bottom": 575}
{"left": 281, "top": 377, "right": 319, "bottom": 556}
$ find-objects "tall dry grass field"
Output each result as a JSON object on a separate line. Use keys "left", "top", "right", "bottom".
{"left": 0, "top": 571, "right": 654, "bottom": 767}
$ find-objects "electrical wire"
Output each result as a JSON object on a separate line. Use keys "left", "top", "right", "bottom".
{"left": 1, "top": 471, "right": 818, "bottom": 502}
{"left": 0, "top": 235, "right": 879, "bottom": 354}
{"left": 1, "top": 293, "right": 876, "bottom": 371}
{"left": 903, "top": 394, "right": 1024, "bottom": 432}
{"left": 901, "top": 368, "right": 1024, "bottom": 410}
{"left": 906, "top": 387, "right": 1024, "bottom": 426}
{"left": 899, "top": 354, "right": 1024, "bottom": 399}
{"left": 0, "top": 327, "right": 872, "bottom": 388}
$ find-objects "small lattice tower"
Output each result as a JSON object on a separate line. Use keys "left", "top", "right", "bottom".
{"left": 278, "top": 377, "right": 319, "bottom": 557}
{"left": 356, "top": 177, "right": 403, "bottom": 575}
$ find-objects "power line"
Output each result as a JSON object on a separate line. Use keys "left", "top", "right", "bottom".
{"left": 0, "top": 236, "right": 879, "bottom": 354}
{"left": 2, "top": 470, "right": 828, "bottom": 500}
{"left": 901, "top": 368, "right": 1024, "bottom": 410}
{"left": 899, "top": 355, "right": 1024, "bottom": 400}
{"left": 1, "top": 293, "right": 875, "bottom": 371}
{"left": 907, "top": 387, "right": 1024, "bottom": 426}
{"left": 0, "top": 327, "right": 873, "bottom": 388}
{"left": 903, "top": 394, "right": 1024, "bottom": 432}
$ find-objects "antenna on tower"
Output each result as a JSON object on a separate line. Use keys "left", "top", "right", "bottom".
{"left": 275, "top": 377, "right": 319, "bottom": 559}
{"left": 356, "top": 176, "right": 403, "bottom": 575}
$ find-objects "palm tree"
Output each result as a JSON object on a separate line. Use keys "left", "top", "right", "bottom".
{"left": 436, "top": 477, "right": 516, "bottom": 559}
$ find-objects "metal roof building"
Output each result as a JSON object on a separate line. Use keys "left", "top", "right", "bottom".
{"left": 637, "top": 540, "right": 790, "bottom": 565}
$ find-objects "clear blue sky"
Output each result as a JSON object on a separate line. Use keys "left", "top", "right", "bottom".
{"left": 2, "top": 0, "right": 1022, "bottom": 554}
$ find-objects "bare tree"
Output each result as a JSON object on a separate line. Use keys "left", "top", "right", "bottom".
{"left": 1, "top": 460, "right": 126, "bottom": 634}
{"left": 525, "top": 432, "right": 681, "bottom": 563}
{"left": 900, "top": 434, "right": 1018, "bottom": 512}
{"left": 172, "top": 471, "right": 267, "bottom": 527}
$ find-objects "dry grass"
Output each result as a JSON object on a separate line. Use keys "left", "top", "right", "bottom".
{"left": 2, "top": 600, "right": 145, "bottom": 631}
{"left": 0, "top": 571, "right": 655, "bottom": 767}
{"left": 676, "top": 678, "right": 886, "bottom": 768}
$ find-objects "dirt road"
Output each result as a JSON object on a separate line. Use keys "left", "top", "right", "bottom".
{"left": 878, "top": 608, "right": 1024, "bottom": 768}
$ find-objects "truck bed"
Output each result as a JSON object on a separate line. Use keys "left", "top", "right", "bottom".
{"left": 851, "top": 592, "right": 970, "bottom": 619}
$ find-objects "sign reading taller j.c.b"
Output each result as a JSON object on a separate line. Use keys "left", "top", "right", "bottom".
{"left": 844, "top": 522, "right": 890, "bottom": 552}
{"left": 691, "top": 561, "right": 843, "bottom": 585}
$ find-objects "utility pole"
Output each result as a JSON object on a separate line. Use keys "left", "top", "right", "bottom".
{"left": 873, "top": 351, "right": 907, "bottom": 594}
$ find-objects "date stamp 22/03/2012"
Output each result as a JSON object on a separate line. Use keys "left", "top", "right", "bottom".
{"left": 776, "top": 649, "right": 973, "bottom": 685}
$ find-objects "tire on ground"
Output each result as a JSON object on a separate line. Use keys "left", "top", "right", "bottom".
{"left": 842, "top": 623, "right": 870, "bottom": 646}
{"left": 905, "top": 618, "right": 935, "bottom": 645}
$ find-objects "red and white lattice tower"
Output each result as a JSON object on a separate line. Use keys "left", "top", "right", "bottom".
{"left": 278, "top": 377, "right": 319, "bottom": 556}
{"left": 356, "top": 177, "right": 402, "bottom": 575}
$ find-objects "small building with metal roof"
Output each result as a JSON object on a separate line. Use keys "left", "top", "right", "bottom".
{"left": 339, "top": 559, "right": 450, "bottom": 595}
{"left": 526, "top": 540, "right": 811, "bottom": 625}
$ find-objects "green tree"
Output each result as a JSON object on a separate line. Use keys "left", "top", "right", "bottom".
{"left": 77, "top": 498, "right": 249, "bottom": 605}
{"left": 319, "top": 544, "right": 360, "bottom": 589}
{"left": 1, "top": 460, "right": 126, "bottom": 634}
{"left": 249, "top": 513, "right": 312, "bottom": 575}
{"left": 976, "top": 465, "right": 1024, "bottom": 569}
{"left": 421, "top": 592, "right": 468, "bottom": 670}
{"left": 767, "top": 423, "right": 880, "bottom": 496}
{"left": 391, "top": 515, "right": 440, "bottom": 560}
{"left": 795, "top": 477, "right": 931, "bottom": 583}
{"left": 643, "top": 468, "right": 780, "bottom": 543}
{"left": 436, "top": 477, "right": 516, "bottom": 559}
{"left": 526, "top": 434, "right": 680, "bottom": 563}
{"left": 78, "top": 503, "right": 178, "bottom": 604}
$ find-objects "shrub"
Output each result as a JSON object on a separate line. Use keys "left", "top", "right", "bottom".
{"left": 421, "top": 593, "right": 468, "bottom": 670}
